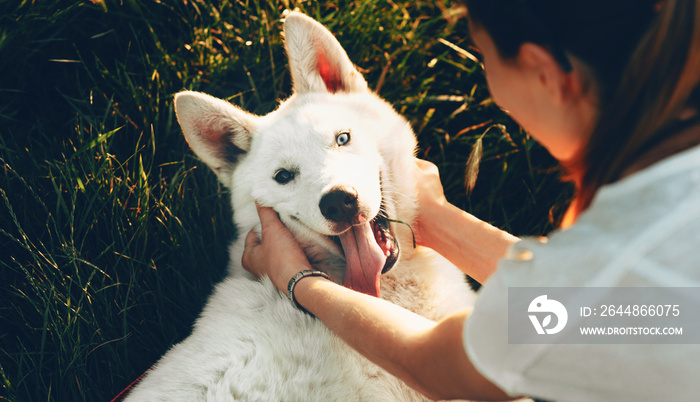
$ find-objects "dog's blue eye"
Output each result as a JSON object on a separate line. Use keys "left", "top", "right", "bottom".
{"left": 273, "top": 169, "right": 294, "bottom": 184}
{"left": 336, "top": 130, "right": 350, "bottom": 146}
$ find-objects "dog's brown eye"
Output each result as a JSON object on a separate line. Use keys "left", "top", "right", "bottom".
{"left": 274, "top": 169, "right": 294, "bottom": 184}
{"left": 336, "top": 130, "right": 350, "bottom": 146}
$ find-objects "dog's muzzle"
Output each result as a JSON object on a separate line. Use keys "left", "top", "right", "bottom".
{"left": 322, "top": 186, "right": 399, "bottom": 297}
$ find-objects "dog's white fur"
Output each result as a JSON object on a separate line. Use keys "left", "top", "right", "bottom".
{"left": 125, "top": 12, "right": 475, "bottom": 401}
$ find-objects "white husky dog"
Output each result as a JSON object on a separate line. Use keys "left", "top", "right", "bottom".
{"left": 125, "top": 12, "right": 475, "bottom": 401}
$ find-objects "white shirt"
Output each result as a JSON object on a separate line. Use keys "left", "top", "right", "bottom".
{"left": 464, "top": 144, "right": 700, "bottom": 402}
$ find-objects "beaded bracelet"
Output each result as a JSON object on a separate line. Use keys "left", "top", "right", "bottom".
{"left": 287, "top": 269, "right": 333, "bottom": 315}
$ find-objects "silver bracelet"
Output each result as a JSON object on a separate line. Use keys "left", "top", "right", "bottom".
{"left": 287, "top": 269, "right": 333, "bottom": 315}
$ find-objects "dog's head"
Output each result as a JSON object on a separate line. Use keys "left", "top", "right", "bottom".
{"left": 174, "top": 12, "right": 417, "bottom": 298}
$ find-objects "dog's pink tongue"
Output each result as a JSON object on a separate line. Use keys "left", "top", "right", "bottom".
{"left": 339, "top": 221, "right": 386, "bottom": 297}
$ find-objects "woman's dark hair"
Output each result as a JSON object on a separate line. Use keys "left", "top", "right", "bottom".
{"left": 464, "top": 0, "right": 700, "bottom": 226}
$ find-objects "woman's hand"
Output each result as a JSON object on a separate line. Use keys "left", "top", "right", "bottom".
{"left": 241, "top": 203, "right": 312, "bottom": 293}
{"left": 412, "top": 158, "right": 519, "bottom": 283}
{"left": 413, "top": 158, "right": 449, "bottom": 249}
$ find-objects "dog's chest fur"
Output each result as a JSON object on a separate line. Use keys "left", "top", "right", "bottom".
{"left": 126, "top": 249, "right": 472, "bottom": 401}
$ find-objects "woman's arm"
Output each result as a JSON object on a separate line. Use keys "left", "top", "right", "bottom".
{"left": 293, "top": 276, "right": 515, "bottom": 401}
{"left": 242, "top": 204, "right": 516, "bottom": 401}
{"left": 414, "top": 159, "right": 520, "bottom": 284}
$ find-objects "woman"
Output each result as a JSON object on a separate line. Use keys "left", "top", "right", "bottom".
{"left": 243, "top": 0, "right": 700, "bottom": 400}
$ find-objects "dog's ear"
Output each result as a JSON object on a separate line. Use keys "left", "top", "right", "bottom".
{"left": 283, "top": 12, "right": 368, "bottom": 95}
{"left": 174, "top": 91, "right": 257, "bottom": 185}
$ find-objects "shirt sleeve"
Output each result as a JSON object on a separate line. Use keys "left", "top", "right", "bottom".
{"left": 462, "top": 239, "right": 696, "bottom": 402}
{"left": 463, "top": 246, "right": 538, "bottom": 397}
{"left": 462, "top": 238, "right": 576, "bottom": 400}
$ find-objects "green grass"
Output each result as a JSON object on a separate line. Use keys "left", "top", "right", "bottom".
{"left": 0, "top": 1, "right": 571, "bottom": 400}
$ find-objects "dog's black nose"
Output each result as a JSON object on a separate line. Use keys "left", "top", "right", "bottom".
{"left": 320, "top": 187, "right": 360, "bottom": 223}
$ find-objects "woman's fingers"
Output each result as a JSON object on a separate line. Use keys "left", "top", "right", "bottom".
{"left": 241, "top": 203, "right": 312, "bottom": 291}
{"left": 242, "top": 228, "right": 262, "bottom": 277}
{"left": 256, "top": 203, "right": 282, "bottom": 232}
{"left": 412, "top": 158, "right": 448, "bottom": 248}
